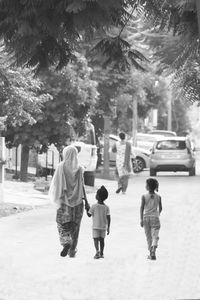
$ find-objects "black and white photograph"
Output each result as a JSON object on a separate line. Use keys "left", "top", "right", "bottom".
{"left": 1, "top": 1, "right": 200, "bottom": 299}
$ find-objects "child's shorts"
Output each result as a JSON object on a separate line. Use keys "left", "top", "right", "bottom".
{"left": 93, "top": 229, "right": 106, "bottom": 238}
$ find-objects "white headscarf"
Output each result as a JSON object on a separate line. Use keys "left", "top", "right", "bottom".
{"left": 49, "top": 145, "right": 84, "bottom": 207}
{"left": 62, "top": 145, "right": 79, "bottom": 174}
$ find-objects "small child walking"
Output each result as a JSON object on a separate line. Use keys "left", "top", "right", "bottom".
{"left": 86, "top": 186, "right": 111, "bottom": 259}
{"left": 140, "top": 178, "right": 162, "bottom": 260}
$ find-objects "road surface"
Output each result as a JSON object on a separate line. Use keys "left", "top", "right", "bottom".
{"left": 0, "top": 171, "right": 200, "bottom": 300}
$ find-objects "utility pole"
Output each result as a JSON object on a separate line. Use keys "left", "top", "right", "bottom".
{"left": 132, "top": 96, "right": 138, "bottom": 146}
{"left": 167, "top": 89, "right": 172, "bottom": 131}
{"left": 167, "top": 99, "right": 172, "bottom": 131}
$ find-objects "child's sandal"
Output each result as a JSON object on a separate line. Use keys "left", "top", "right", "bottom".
{"left": 94, "top": 252, "right": 100, "bottom": 259}
{"left": 150, "top": 246, "right": 156, "bottom": 260}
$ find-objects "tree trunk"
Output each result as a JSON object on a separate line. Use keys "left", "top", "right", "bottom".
{"left": 196, "top": 0, "right": 200, "bottom": 38}
{"left": 0, "top": 137, "right": 5, "bottom": 202}
{"left": 132, "top": 96, "right": 137, "bottom": 146}
{"left": 103, "top": 116, "right": 111, "bottom": 179}
{"left": 20, "top": 145, "right": 29, "bottom": 182}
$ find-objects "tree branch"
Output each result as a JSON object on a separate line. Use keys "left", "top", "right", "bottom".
{"left": 118, "top": 7, "right": 135, "bottom": 37}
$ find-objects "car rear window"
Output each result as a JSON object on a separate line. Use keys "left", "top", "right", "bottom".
{"left": 137, "top": 135, "right": 156, "bottom": 142}
{"left": 150, "top": 131, "right": 176, "bottom": 137}
{"left": 156, "top": 140, "right": 186, "bottom": 150}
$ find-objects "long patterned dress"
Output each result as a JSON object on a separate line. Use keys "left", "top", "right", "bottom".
{"left": 115, "top": 141, "right": 132, "bottom": 193}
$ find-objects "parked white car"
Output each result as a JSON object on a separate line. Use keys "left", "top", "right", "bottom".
{"left": 135, "top": 133, "right": 165, "bottom": 151}
{"left": 148, "top": 130, "right": 177, "bottom": 137}
{"left": 100, "top": 134, "right": 150, "bottom": 173}
{"left": 38, "top": 141, "right": 97, "bottom": 174}
{"left": 37, "top": 122, "right": 98, "bottom": 186}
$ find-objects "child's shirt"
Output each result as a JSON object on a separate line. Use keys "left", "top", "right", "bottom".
{"left": 142, "top": 193, "right": 161, "bottom": 217}
{"left": 89, "top": 203, "right": 110, "bottom": 230}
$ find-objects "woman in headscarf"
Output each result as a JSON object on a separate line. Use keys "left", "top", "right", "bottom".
{"left": 49, "top": 145, "right": 88, "bottom": 257}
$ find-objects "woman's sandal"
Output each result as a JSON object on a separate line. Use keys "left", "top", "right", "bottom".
{"left": 60, "top": 244, "right": 71, "bottom": 257}
{"left": 94, "top": 252, "right": 100, "bottom": 259}
{"left": 69, "top": 249, "right": 77, "bottom": 258}
{"left": 147, "top": 254, "right": 156, "bottom": 260}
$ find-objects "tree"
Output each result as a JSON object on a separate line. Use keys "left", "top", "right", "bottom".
{"left": 35, "top": 55, "right": 98, "bottom": 152}
{"left": 172, "top": 98, "right": 191, "bottom": 135}
{"left": 0, "top": 0, "right": 147, "bottom": 72}
{"left": 112, "top": 69, "right": 170, "bottom": 134}
{"left": 0, "top": 52, "right": 98, "bottom": 181}
{"left": 0, "top": 0, "right": 199, "bottom": 92}
{"left": 0, "top": 62, "right": 51, "bottom": 181}
{"left": 90, "top": 14, "right": 151, "bottom": 138}
{"left": 91, "top": 66, "right": 126, "bottom": 137}
{"left": 138, "top": 0, "right": 200, "bottom": 103}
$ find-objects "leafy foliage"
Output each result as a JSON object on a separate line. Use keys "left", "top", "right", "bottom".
{"left": 89, "top": 65, "right": 126, "bottom": 139}
{"left": 172, "top": 61, "right": 200, "bottom": 104}
{"left": 0, "top": 52, "right": 98, "bottom": 180}
{"left": 172, "top": 97, "right": 191, "bottom": 135}
{"left": 91, "top": 35, "right": 147, "bottom": 72}
{"left": 0, "top": 60, "right": 50, "bottom": 147}
{"left": 90, "top": 59, "right": 170, "bottom": 137}
{"left": 1, "top": 53, "right": 98, "bottom": 149}
{"left": 90, "top": 15, "right": 152, "bottom": 137}
{"left": 113, "top": 69, "right": 169, "bottom": 134}
{"left": 34, "top": 56, "right": 98, "bottom": 151}
{"left": 138, "top": 0, "right": 200, "bottom": 103}
{"left": 0, "top": 0, "right": 146, "bottom": 72}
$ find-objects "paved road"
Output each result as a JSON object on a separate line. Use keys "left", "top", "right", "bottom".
{"left": 1, "top": 171, "right": 200, "bottom": 300}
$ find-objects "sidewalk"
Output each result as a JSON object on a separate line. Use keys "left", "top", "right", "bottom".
{"left": 2, "top": 178, "right": 99, "bottom": 207}
{"left": 1, "top": 164, "right": 117, "bottom": 218}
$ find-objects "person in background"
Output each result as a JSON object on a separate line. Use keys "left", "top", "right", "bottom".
{"left": 49, "top": 145, "right": 89, "bottom": 258}
{"left": 64, "top": 135, "right": 72, "bottom": 146}
{"left": 86, "top": 186, "right": 111, "bottom": 259}
{"left": 112, "top": 132, "right": 135, "bottom": 194}
{"left": 140, "top": 178, "right": 162, "bottom": 260}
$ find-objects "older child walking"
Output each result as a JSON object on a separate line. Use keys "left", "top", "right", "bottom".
{"left": 86, "top": 186, "right": 111, "bottom": 259}
{"left": 140, "top": 178, "right": 162, "bottom": 260}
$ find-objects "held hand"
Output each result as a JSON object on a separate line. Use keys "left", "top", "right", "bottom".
{"left": 84, "top": 201, "right": 90, "bottom": 211}
{"left": 140, "top": 220, "right": 143, "bottom": 227}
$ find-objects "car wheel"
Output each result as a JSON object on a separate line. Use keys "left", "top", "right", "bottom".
{"left": 132, "top": 157, "right": 145, "bottom": 173}
{"left": 189, "top": 166, "right": 196, "bottom": 176}
{"left": 150, "top": 168, "right": 157, "bottom": 176}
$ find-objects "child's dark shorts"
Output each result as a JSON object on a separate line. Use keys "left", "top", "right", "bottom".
{"left": 93, "top": 229, "right": 106, "bottom": 238}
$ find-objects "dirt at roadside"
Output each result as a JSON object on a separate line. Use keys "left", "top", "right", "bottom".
{"left": 0, "top": 202, "right": 33, "bottom": 218}
{"left": 1, "top": 170, "right": 98, "bottom": 218}
{"left": 0, "top": 172, "right": 38, "bottom": 218}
